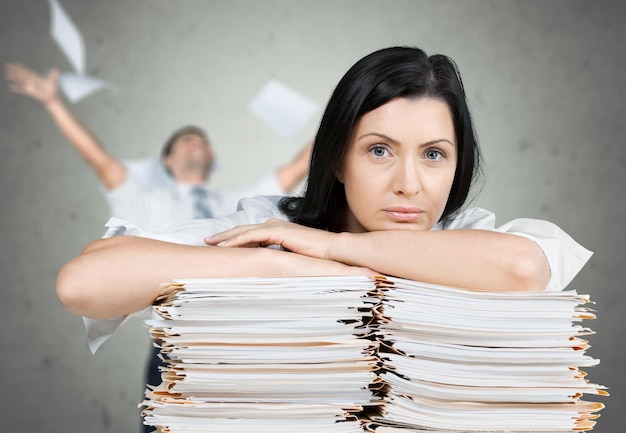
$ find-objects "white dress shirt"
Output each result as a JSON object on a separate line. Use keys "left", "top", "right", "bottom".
{"left": 104, "top": 157, "right": 284, "bottom": 231}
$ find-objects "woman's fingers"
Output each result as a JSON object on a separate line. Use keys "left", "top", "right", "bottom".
{"left": 204, "top": 223, "right": 268, "bottom": 247}
{"left": 205, "top": 219, "right": 333, "bottom": 260}
{"left": 205, "top": 219, "right": 289, "bottom": 247}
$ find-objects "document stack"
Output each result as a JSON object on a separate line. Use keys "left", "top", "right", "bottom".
{"left": 141, "top": 276, "right": 381, "bottom": 433}
{"left": 369, "top": 277, "right": 607, "bottom": 433}
{"left": 141, "top": 276, "right": 606, "bottom": 433}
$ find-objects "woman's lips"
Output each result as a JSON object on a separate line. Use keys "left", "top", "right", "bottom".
{"left": 383, "top": 207, "right": 425, "bottom": 221}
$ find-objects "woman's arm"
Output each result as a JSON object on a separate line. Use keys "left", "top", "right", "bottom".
{"left": 332, "top": 229, "right": 549, "bottom": 292}
{"left": 206, "top": 219, "right": 550, "bottom": 292}
{"left": 56, "top": 235, "right": 374, "bottom": 319}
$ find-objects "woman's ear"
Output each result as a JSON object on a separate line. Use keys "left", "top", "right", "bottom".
{"left": 334, "top": 165, "right": 344, "bottom": 183}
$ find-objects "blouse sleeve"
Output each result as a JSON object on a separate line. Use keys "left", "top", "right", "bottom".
{"left": 494, "top": 218, "right": 593, "bottom": 292}
{"left": 443, "top": 208, "right": 593, "bottom": 292}
{"left": 83, "top": 195, "right": 288, "bottom": 353}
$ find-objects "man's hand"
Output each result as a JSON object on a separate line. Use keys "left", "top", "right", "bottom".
{"left": 5, "top": 62, "right": 61, "bottom": 107}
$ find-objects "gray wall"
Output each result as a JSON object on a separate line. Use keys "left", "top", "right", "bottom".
{"left": 1, "top": 1, "right": 624, "bottom": 432}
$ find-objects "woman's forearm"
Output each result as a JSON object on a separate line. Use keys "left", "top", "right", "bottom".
{"left": 204, "top": 220, "right": 549, "bottom": 292}
{"left": 56, "top": 235, "right": 373, "bottom": 319}
{"left": 330, "top": 229, "right": 550, "bottom": 292}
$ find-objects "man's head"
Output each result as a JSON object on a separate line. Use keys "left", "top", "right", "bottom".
{"left": 161, "top": 125, "right": 215, "bottom": 182}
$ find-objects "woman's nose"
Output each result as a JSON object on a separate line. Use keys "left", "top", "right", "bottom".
{"left": 393, "top": 160, "right": 422, "bottom": 196}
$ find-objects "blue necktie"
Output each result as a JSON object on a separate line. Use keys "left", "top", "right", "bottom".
{"left": 191, "top": 186, "right": 213, "bottom": 219}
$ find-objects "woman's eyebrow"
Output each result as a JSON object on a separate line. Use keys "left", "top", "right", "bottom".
{"left": 357, "top": 132, "right": 400, "bottom": 144}
{"left": 357, "top": 132, "right": 455, "bottom": 148}
{"left": 422, "top": 138, "right": 455, "bottom": 148}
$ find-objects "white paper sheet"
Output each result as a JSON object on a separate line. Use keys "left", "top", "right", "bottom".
{"left": 47, "top": 0, "right": 116, "bottom": 103}
{"left": 58, "top": 72, "right": 116, "bottom": 103}
{"left": 249, "top": 79, "right": 318, "bottom": 139}
{"left": 48, "top": 0, "right": 85, "bottom": 74}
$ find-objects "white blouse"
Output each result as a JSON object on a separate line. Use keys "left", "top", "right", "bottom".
{"left": 83, "top": 195, "right": 593, "bottom": 353}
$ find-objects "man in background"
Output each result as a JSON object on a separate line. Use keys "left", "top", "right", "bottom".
{"left": 6, "top": 61, "right": 312, "bottom": 433}
{"left": 5, "top": 62, "right": 312, "bottom": 232}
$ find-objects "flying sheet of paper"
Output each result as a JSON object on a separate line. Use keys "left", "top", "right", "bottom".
{"left": 48, "top": 0, "right": 85, "bottom": 74}
{"left": 249, "top": 79, "right": 319, "bottom": 140}
{"left": 58, "top": 72, "right": 116, "bottom": 103}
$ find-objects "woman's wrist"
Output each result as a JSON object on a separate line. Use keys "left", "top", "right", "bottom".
{"left": 327, "top": 231, "right": 355, "bottom": 264}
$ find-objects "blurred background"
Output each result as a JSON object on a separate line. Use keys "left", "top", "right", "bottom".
{"left": 0, "top": 0, "right": 624, "bottom": 432}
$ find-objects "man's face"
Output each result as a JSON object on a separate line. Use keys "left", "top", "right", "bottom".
{"left": 164, "top": 133, "right": 215, "bottom": 177}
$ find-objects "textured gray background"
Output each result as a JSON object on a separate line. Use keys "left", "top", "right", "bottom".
{"left": 1, "top": 1, "right": 624, "bottom": 432}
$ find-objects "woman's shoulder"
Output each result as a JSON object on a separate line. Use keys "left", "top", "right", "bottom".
{"left": 236, "top": 195, "right": 289, "bottom": 222}
{"left": 434, "top": 207, "right": 496, "bottom": 230}
{"left": 438, "top": 207, "right": 593, "bottom": 291}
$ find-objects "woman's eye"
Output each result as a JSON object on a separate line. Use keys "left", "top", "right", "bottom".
{"left": 369, "top": 146, "right": 389, "bottom": 158}
{"left": 425, "top": 149, "right": 443, "bottom": 160}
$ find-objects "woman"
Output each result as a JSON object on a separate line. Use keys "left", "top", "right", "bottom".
{"left": 56, "top": 47, "right": 591, "bottom": 346}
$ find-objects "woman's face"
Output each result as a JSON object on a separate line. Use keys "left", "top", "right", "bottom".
{"left": 337, "top": 96, "right": 457, "bottom": 233}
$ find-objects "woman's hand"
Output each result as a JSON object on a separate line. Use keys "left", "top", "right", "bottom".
{"left": 205, "top": 218, "right": 338, "bottom": 261}
{"left": 5, "top": 62, "right": 60, "bottom": 106}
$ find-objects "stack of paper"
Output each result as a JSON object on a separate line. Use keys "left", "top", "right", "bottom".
{"left": 141, "top": 276, "right": 606, "bottom": 433}
{"left": 370, "top": 277, "right": 607, "bottom": 432}
{"left": 141, "top": 276, "right": 381, "bottom": 433}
